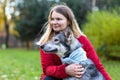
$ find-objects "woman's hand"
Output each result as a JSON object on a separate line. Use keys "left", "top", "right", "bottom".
{"left": 65, "top": 63, "right": 84, "bottom": 78}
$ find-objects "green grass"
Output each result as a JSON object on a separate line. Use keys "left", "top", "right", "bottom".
{"left": 101, "top": 59, "right": 120, "bottom": 80}
{"left": 0, "top": 48, "right": 42, "bottom": 80}
{"left": 0, "top": 49, "right": 120, "bottom": 80}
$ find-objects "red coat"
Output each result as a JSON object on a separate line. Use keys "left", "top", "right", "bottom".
{"left": 40, "top": 35, "right": 111, "bottom": 80}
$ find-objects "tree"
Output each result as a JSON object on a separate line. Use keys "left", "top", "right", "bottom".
{"left": 60, "top": 0, "right": 91, "bottom": 29}
{"left": 92, "top": 0, "right": 96, "bottom": 12}
{"left": 96, "top": 0, "right": 120, "bottom": 10}
{"left": 0, "top": 0, "right": 10, "bottom": 48}
{"left": 12, "top": 0, "right": 54, "bottom": 48}
{"left": 0, "top": 8, "right": 4, "bottom": 31}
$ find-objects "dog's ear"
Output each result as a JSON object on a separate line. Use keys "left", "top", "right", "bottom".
{"left": 65, "top": 27, "right": 72, "bottom": 36}
{"left": 65, "top": 27, "right": 73, "bottom": 44}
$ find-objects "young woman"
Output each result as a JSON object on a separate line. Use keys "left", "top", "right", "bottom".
{"left": 38, "top": 4, "right": 111, "bottom": 80}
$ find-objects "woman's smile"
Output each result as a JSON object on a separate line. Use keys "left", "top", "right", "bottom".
{"left": 50, "top": 11, "right": 68, "bottom": 32}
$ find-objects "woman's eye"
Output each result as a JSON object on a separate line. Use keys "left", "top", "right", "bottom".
{"left": 51, "top": 18, "right": 61, "bottom": 21}
{"left": 51, "top": 18, "right": 54, "bottom": 21}
{"left": 56, "top": 18, "right": 62, "bottom": 21}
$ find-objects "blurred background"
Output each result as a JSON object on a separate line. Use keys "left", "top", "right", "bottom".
{"left": 0, "top": 0, "right": 120, "bottom": 80}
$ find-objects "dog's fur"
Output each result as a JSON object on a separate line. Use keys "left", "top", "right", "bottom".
{"left": 40, "top": 28, "right": 105, "bottom": 80}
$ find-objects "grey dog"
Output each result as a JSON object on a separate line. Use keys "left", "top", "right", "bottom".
{"left": 40, "top": 28, "right": 105, "bottom": 80}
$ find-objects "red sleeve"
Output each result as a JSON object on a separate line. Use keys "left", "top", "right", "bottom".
{"left": 78, "top": 35, "right": 111, "bottom": 80}
{"left": 40, "top": 49, "right": 68, "bottom": 78}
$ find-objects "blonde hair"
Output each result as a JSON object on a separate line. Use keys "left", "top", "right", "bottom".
{"left": 38, "top": 4, "right": 83, "bottom": 45}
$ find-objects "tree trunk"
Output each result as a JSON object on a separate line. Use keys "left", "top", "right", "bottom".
{"left": 92, "top": 0, "right": 96, "bottom": 12}
{"left": 26, "top": 41, "right": 30, "bottom": 49}
{"left": 3, "top": 0, "right": 9, "bottom": 48}
{"left": 5, "top": 23, "right": 9, "bottom": 48}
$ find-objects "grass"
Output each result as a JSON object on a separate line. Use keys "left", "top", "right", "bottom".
{"left": 102, "top": 59, "right": 120, "bottom": 80}
{"left": 0, "top": 48, "right": 120, "bottom": 80}
{"left": 0, "top": 48, "right": 42, "bottom": 80}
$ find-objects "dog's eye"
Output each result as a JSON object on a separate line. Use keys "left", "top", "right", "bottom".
{"left": 54, "top": 39, "right": 59, "bottom": 43}
{"left": 54, "top": 39, "right": 59, "bottom": 41}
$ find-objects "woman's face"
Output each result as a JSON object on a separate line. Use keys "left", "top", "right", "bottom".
{"left": 50, "top": 11, "right": 68, "bottom": 32}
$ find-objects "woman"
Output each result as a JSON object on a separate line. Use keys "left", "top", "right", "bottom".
{"left": 38, "top": 4, "right": 111, "bottom": 80}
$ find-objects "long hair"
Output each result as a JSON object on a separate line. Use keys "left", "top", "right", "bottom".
{"left": 38, "top": 4, "right": 83, "bottom": 45}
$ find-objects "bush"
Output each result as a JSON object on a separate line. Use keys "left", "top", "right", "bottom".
{"left": 82, "top": 10, "right": 120, "bottom": 58}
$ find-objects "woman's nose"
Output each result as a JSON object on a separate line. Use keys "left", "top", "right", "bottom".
{"left": 52, "top": 20, "right": 58, "bottom": 24}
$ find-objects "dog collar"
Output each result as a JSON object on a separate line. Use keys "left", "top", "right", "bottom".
{"left": 63, "top": 50, "right": 71, "bottom": 58}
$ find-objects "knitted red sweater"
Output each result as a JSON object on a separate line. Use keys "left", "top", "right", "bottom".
{"left": 40, "top": 35, "right": 111, "bottom": 80}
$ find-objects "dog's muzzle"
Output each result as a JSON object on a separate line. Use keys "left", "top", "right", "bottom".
{"left": 40, "top": 44, "right": 58, "bottom": 53}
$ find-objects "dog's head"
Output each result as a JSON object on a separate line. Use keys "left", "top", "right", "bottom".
{"left": 40, "top": 28, "right": 82, "bottom": 57}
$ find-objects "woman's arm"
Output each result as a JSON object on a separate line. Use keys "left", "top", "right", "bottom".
{"left": 78, "top": 35, "right": 111, "bottom": 80}
{"left": 40, "top": 49, "right": 84, "bottom": 79}
{"left": 40, "top": 49, "right": 68, "bottom": 78}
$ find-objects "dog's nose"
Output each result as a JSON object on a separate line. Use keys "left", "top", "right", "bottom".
{"left": 40, "top": 45, "right": 44, "bottom": 49}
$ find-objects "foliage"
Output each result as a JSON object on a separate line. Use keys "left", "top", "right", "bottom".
{"left": 0, "top": 0, "right": 10, "bottom": 48}
{"left": 106, "top": 0, "right": 120, "bottom": 9}
{"left": 12, "top": 0, "right": 55, "bottom": 41}
{"left": 83, "top": 10, "right": 120, "bottom": 47}
{"left": 12, "top": 0, "right": 120, "bottom": 42}
{"left": 59, "top": 0, "right": 91, "bottom": 29}
{"left": 82, "top": 10, "right": 120, "bottom": 57}
{"left": 0, "top": 8, "right": 4, "bottom": 31}
{"left": 95, "top": 0, "right": 120, "bottom": 10}
{"left": 11, "top": 0, "right": 120, "bottom": 48}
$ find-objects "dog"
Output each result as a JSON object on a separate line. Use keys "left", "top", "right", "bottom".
{"left": 40, "top": 28, "right": 105, "bottom": 80}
